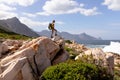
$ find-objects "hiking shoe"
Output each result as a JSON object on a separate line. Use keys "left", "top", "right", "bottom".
{"left": 55, "top": 34, "right": 57, "bottom": 36}
{"left": 51, "top": 36, "right": 53, "bottom": 38}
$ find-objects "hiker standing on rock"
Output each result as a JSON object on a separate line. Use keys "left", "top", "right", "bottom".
{"left": 48, "top": 20, "right": 57, "bottom": 38}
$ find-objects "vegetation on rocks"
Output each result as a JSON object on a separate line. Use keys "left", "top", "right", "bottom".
{"left": 41, "top": 60, "right": 112, "bottom": 80}
{"left": 65, "top": 41, "right": 120, "bottom": 80}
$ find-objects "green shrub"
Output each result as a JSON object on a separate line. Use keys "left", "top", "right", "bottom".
{"left": 41, "top": 60, "right": 112, "bottom": 80}
{"left": 65, "top": 40, "right": 72, "bottom": 44}
{"left": 114, "top": 69, "right": 120, "bottom": 80}
{"left": 64, "top": 46, "right": 77, "bottom": 59}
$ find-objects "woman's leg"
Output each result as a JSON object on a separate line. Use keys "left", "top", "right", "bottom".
{"left": 54, "top": 29, "right": 57, "bottom": 36}
{"left": 51, "top": 30, "right": 54, "bottom": 38}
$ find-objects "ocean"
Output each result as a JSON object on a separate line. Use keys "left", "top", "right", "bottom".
{"left": 77, "top": 40, "right": 120, "bottom": 48}
{"left": 77, "top": 40, "right": 120, "bottom": 55}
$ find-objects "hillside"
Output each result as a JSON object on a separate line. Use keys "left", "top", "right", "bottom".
{"left": 0, "top": 17, "right": 39, "bottom": 37}
{"left": 0, "top": 27, "right": 30, "bottom": 40}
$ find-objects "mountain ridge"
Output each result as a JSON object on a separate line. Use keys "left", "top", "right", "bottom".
{"left": 37, "top": 30, "right": 102, "bottom": 41}
{"left": 0, "top": 17, "right": 39, "bottom": 37}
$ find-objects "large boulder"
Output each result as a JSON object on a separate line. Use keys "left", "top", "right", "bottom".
{"left": 0, "top": 36, "right": 69, "bottom": 80}
{"left": 52, "top": 49, "right": 69, "bottom": 65}
{"left": 0, "top": 57, "right": 31, "bottom": 80}
{"left": 51, "top": 35, "right": 69, "bottom": 65}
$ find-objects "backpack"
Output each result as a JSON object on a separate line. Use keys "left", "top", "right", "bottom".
{"left": 48, "top": 23, "right": 52, "bottom": 30}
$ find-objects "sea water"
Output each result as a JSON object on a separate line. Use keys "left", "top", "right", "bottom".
{"left": 77, "top": 40, "right": 120, "bottom": 55}
{"left": 85, "top": 44, "right": 107, "bottom": 49}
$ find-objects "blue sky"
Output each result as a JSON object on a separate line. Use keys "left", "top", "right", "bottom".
{"left": 0, "top": 0, "right": 120, "bottom": 40}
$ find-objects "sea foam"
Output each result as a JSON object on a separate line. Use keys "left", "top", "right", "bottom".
{"left": 103, "top": 41, "right": 120, "bottom": 54}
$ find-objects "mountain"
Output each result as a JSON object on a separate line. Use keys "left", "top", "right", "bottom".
{"left": 78, "top": 33, "right": 98, "bottom": 40}
{"left": 0, "top": 17, "right": 39, "bottom": 37}
{"left": 37, "top": 30, "right": 102, "bottom": 41}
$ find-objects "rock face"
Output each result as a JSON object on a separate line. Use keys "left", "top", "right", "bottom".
{"left": 0, "top": 36, "right": 69, "bottom": 80}
{"left": 75, "top": 48, "right": 114, "bottom": 76}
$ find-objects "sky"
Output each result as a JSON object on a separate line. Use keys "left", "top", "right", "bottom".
{"left": 0, "top": 0, "right": 120, "bottom": 40}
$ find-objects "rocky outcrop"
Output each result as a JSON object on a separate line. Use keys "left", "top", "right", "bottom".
{"left": 0, "top": 36, "right": 69, "bottom": 80}
{"left": 75, "top": 48, "right": 114, "bottom": 76}
{"left": 65, "top": 41, "right": 88, "bottom": 55}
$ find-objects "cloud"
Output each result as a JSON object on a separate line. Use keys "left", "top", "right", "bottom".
{"left": 43, "top": 0, "right": 78, "bottom": 14}
{"left": 102, "top": 0, "right": 120, "bottom": 11}
{"left": 0, "top": 0, "right": 35, "bottom": 7}
{"left": 22, "top": 12, "right": 37, "bottom": 17}
{"left": 19, "top": 17, "right": 49, "bottom": 28}
{"left": 20, "top": 17, "right": 64, "bottom": 28}
{"left": 0, "top": 11, "right": 18, "bottom": 19}
{"left": 0, "top": 3, "right": 17, "bottom": 19}
{"left": 0, "top": 3, "right": 16, "bottom": 11}
{"left": 37, "top": 0, "right": 101, "bottom": 16}
{"left": 36, "top": 12, "right": 50, "bottom": 16}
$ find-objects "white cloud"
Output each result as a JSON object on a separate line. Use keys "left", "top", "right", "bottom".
{"left": 38, "top": 0, "right": 100, "bottom": 16}
{"left": 19, "top": 17, "right": 49, "bottom": 28}
{"left": 0, "top": 3, "right": 17, "bottom": 19}
{"left": 0, "top": 0, "right": 35, "bottom": 7}
{"left": 0, "top": 3, "right": 16, "bottom": 11}
{"left": 79, "top": 7, "right": 101, "bottom": 16}
{"left": 79, "top": 3, "right": 85, "bottom": 7}
{"left": 22, "top": 12, "right": 37, "bottom": 17}
{"left": 20, "top": 17, "right": 64, "bottom": 28}
{"left": 36, "top": 12, "right": 50, "bottom": 16}
{"left": 102, "top": 0, "right": 120, "bottom": 11}
{"left": 43, "top": 0, "right": 78, "bottom": 14}
{"left": 0, "top": 11, "right": 18, "bottom": 19}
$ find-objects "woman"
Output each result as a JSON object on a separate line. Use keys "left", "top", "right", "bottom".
{"left": 51, "top": 20, "right": 57, "bottom": 38}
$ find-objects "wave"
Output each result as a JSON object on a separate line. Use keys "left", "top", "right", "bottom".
{"left": 103, "top": 41, "right": 120, "bottom": 54}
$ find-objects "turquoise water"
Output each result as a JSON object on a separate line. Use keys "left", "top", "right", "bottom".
{"left": 85, "top": 44, "right": 107, "bottom": 48}
{"left": 77, "top": 40, "right": 120, "bottom": 49}
{"left": 77, "top": 40, "right": 120, "bottom": 45}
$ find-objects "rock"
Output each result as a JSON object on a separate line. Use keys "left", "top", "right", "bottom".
{"left": 2, "top": 40, "right": 23, "bottom": 52}
{"left": 21, "top": 61, "right": 35, "bottom": 80}
{"left": 0, "top": 57, "right": 27, "bottom": 80}
{"left": 52, "top": 49, "right": 69, "bottom": 65}
{"left": 65, "top": 41, "right": 88, "bottom": 55}
{"left": 0, "top": 43, "right": 9, "bottom": 58}
{"left": 0, "top": 36, "right": 69, "bottom": 80}
{"left": 51, "top": 35, "right": 65, "bottom": 49}
{"left": 85, "top": 48, "right": 106, "bottom": 60}
{"left": 106, "top": 53, "right": 114, "bottom": 76}
{"left": 51, "top": 35, "right": 62, "bottom": 41}
{"left": 75, "top": 48, "right": 114, "bottom": 75}
{"left": 3, "top": 40, "right": 23, "bottom": 47}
